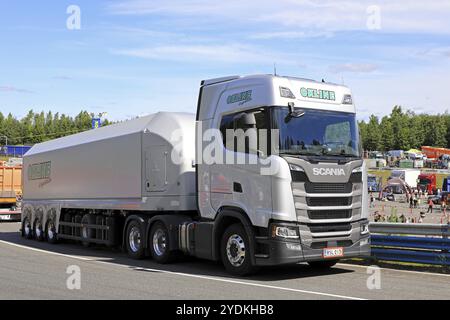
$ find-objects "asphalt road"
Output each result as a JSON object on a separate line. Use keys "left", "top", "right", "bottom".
{"left": 0, "top": 222, "right": 449, "bottom": 300}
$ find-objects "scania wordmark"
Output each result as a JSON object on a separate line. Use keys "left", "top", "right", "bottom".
{"left": 21, "top": 75, "right": 370, "bottom": 275}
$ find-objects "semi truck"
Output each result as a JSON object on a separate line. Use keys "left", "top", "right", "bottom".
{"left": 21, "top": 74, "right": 370, "bottom": 275}
{"left": 388, "top": 169, "right": 420, "bottom": 189}
{"left": 418, "top": 173, "right": 437, "bottom": 194}
{"left": 0, "top": 165, "right": 22, "bottom": 222}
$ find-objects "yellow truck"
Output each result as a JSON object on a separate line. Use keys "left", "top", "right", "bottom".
{"left": 0, "top": 165, "right": 22, "bottom": 205}
{"left": 0, "top": 165, "right": 22, "bottom": 221}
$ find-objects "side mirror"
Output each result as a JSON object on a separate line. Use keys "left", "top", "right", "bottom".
{"left": 234, "top": 112, "right": 256, "bottom": 128}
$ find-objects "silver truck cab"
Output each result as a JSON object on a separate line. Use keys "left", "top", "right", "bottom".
{"left": 196, "top": 74, "right": 370, "bottom": 266}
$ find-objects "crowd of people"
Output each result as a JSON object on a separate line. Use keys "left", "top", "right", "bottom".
{"left": 370, "top": 188, "right": 450, "bottom": 224}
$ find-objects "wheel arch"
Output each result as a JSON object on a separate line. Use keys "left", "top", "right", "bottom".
{"left": 212, "top": 206, "right": 256, "bottom": 263}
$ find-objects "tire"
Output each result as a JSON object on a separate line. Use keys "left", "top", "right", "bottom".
{"left": 125, "top": 219, "right": 146, "bottom": 260}
{"left": 220, "top": 224, "right": 258, "bottom": 276}
{"left": 33, "top": 219, "right": 45, "bottom": 241}
{"left": 308, "top": 260, "right": 339, "bottom": 269}
{"left": 149, "top": 221, "right": 178, "bottom": 264}
{"left": 46, "top": 220, "right": 58, "bottom": 244}
{"left": 22, "top": 216, "right": 33, "bottom": 239}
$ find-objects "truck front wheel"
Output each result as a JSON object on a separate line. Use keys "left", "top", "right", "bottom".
{"left": 221, "top": 224, "right": 258, "bottom": 276}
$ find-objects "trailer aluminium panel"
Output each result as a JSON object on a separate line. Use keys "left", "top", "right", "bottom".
{"left": 22, "top": 74, "right": 370, "bottom": 276}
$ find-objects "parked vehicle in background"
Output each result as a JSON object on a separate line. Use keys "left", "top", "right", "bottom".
{"left": 0, "top": 206, "right": 21, "bottom": 222}
{"left": 418, "top": 173, "right": 437, "bottom": 195}
{"left": 0, "top": 165, "right": 22, "bottom": 216}
{"left": 368, "top": 174, "right": 381, "bottom": 192}
{"left": 388, "top": 169, "right": 420, "bottom": 189}
{"left": 387, "top": 150, "right": 404, "bottom": 158}
{"left": 20, "top": 74, "right": 371, "bottom": 275}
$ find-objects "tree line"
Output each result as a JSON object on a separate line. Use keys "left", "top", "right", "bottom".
{"left": 0, "top": 110, "right": 111, "bottom": 145}
{"left": 359, "top": 106, "right": 450, "bottom": 152}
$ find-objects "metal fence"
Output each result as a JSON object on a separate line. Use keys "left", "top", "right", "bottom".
{"left": 369, "top": 222, "right": 450, "bottom": 266}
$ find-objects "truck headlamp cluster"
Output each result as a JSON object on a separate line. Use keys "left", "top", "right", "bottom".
{"left": 272, "top": 225, "right": 300, "bottom": 239}
{"left": 289, "top": 163, "right": 304, "bottom": 172}
{"left": 352, "top": 166, "right": 363, "bottom": 173}
{"left": 280, "top": 87, "right": 296, "bottom": 99}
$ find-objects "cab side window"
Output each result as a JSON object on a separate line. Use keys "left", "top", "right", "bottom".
{"left": 219, "top": 109, "right": 268, "bottom": 155}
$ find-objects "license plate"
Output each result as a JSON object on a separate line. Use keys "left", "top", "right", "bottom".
{"left": 0, "top": 215, "right": 11, "bottom": 220}
{"left": 323, "top": 247, "right": 344, "bottom": 259}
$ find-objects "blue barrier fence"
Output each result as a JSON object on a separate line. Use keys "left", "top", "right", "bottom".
{"left": 369, "top": 223, "right": 450, "bottom": 267}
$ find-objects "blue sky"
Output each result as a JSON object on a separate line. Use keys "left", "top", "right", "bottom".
{"left": 1, "top": 0, "right": 450, "bottom": 121}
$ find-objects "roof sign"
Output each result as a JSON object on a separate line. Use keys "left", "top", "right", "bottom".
{"left": 227, "top": 90, "right": 253, "bottom": 105}
{"left": 300, "top": 87, "right": 336, "bottom": 101}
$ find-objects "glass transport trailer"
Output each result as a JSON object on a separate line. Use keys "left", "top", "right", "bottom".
{"left": 21, "top": 75, "right": 370, "bottom": 275}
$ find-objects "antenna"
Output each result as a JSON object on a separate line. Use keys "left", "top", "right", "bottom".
{"left": 274, "top": 63, "right": 277, "bottom": 76}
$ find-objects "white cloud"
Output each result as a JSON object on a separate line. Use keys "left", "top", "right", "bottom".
{"left": 0, "top": 86, "right": 33, "bottom": 93}
{"left": 329, "top": 63, "right": 379, "bottom": 74}
{"left": 107, "top": 0, "right": 450, "bottom": 35}
{"left": 112, "top": 44, "right": 296, "bottom": 64}
{"left": 248, "top": 31, "right": 333, "bottom": 40}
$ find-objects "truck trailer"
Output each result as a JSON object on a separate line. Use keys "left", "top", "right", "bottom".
{"left": 21, "top": 75, "right": 370, "bottom": 275}
{"left": 388, "top": 169, "right": 420, "bottom": 189}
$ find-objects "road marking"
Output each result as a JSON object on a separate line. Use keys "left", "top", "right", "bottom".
{"left": 105, "top": 264, "right": 367, "bottom": 300}
{"left": 337, "top": 263, "right": 450, "bottom": 278}
{"left": 0, "top": 239, "right": 366, "bottom": 300}
{"left": 0, "top": 240, "right": 93, "bottom": 261}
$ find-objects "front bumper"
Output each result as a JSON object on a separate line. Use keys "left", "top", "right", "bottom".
{"left": 254, "top": 221, "right": 371, "bottom": 266}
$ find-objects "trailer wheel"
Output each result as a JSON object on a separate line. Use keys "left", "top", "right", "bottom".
{"left": 149, "top": 222, "right": 177, "bottom": 264}
{"left": 220, "top": 224, "right": 258, "bottom": 276}
{"left": 308, "top": 260, "right": 339, "bottom": 269}
{"left": 22, "top": 217, "right": 32, "bottom": 239}
{"left": 33, "top": 219, "right": 44, "bottom": 242}
{"left": 125, "top": 220, "right": 145, "bottom": 259}
{"left": 46, "top": 220, "right": 58, "bottom": 244}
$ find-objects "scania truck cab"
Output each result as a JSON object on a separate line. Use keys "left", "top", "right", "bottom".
{"left": 22, "top": 74, "right": 370, "bottom": 276}
{"left": 196, "top": 75, "right": 370, "bottom": 273}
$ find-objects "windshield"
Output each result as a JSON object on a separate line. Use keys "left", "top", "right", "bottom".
{"left": 271, "top": 107, "right": 361, "bottom": 158}
{"left": 419, "top": 178, "right": 431, "bottom": 185}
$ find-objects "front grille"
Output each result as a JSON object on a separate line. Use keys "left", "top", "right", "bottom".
{"left": 308, "top": 223, "right": 352, "bottom": 234}
{"left": 310, "top": 240, "right": 353, "bottom": 249}
{"left": 306, "top": 197, "right": 352, "bottom": 207}
{"left": 308, "top": 210, "right": 351, "bottom": 220}
{"left": 304, "top": 182, "right": 352, "bottom": 194}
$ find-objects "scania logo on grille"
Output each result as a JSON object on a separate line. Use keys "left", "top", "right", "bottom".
{"left": 313, "top": 168, "right": 346, "bottom": 176}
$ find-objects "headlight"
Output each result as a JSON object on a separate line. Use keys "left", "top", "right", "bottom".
{"left": 272, "top": 225, "right": 299, "bottom": 239}
{"left": 361, "top": 222, "right": 370, "bottom": 235}
{"left": 289, "top": 163, "right": 304, "bottom": 172}
{"left": 352, "top": 166, "right": 363, "bottom": 173}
